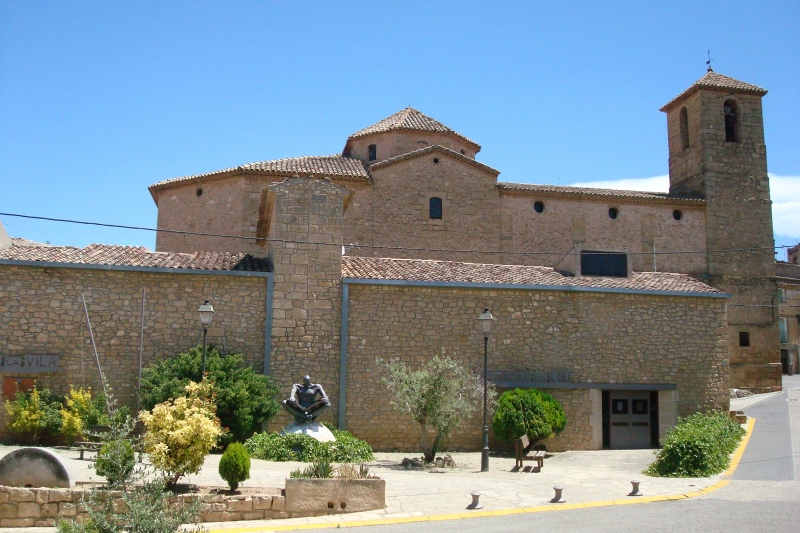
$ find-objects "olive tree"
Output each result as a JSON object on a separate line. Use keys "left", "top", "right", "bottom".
{"left": 379, "top": 355, "right": 495, "bottom": 463}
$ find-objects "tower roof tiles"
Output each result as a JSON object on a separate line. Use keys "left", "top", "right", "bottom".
{"left": 661, "top": 70, "right": 768, "bottom": 112}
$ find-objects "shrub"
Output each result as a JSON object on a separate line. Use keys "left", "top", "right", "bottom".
{"left": 95, "top": 439, "right": 136, "bottom": 488}
{"left": 645, "top": 411, "right": 746, "bottom": 477}
{"left": 492, "top": 388, "right": 566, "bottom": 443}
{"left": 4, "top": 387, "right": 64, "bottom": 444}
{"left": 290, "top": 459, "right": 333, "bottom": 479}
{"left": 139, "top": 346, "right": 280, "bottom": 446}
{"left": 219, "top": 442, "right": 251, "bottom": 490}
{"left": 378, "top": 356, "right": 495, "bottom": 462}
{"left": 140, "top": 380, "right": 224, "bottom": 485}
{"left": 59, "top": 387, "right": 94, "bottom": 443}
{"left": 244, "top": 428, "right": 373, "bottom": 463}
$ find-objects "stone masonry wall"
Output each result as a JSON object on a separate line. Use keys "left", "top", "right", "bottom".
{"left": 343, "top": 284, "right": 729, "bottom": 451}
{"left": 353, "top": 153, "right": 501, "bottom": 264}
{"left": 498, "top": 194, "right": 708, "bottom": 275}
{"left": 0, "top": 265, "right": 268, "bottom": 440}
{"left": 266, "top": 178, "right": 345, "bottom": 430}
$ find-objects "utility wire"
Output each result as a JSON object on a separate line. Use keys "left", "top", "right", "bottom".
{"left": 1, "top": 211, "right": 794, "bottom": 257}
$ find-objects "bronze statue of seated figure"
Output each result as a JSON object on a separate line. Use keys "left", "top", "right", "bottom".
{"left": 282, "top": 375, "right": 331, "bottom": 423}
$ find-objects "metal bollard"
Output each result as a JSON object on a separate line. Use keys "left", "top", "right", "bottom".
{"left": 551, "top": 485, "right": 566, "bottom": 503}
{"left": 628, "top": 480, "right": 643, "bottom": 496}
{"left": 467, "top": 491, "right": 483, "bottom": 510}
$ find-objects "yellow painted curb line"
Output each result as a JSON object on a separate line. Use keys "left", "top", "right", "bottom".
{"left": 207, "top": 418, "right": 757, "bottom": 532}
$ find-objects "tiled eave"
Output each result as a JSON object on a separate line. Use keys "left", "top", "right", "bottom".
{"left": 498, "top": 183, "right": 706, "bottom": 206}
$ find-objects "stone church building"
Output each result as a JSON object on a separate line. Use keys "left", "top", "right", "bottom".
{"left": 149, "top": 68, "right": 779, "bottom": 393}
{"left": 0, "top": 69, "right": 780, "bottom": 450}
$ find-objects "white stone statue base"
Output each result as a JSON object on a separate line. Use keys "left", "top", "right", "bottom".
{"left": 282, "top": 420, "right": 336, "bottom": 442}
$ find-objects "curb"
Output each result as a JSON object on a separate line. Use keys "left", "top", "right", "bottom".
{"left": 207, "top": 418, "right": 756, "bottom": 532}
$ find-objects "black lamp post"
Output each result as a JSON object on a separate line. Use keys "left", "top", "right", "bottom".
{"left": 477, "top": 307, "right": 495, "bottom": 472}
{"left": 198, "top": 300, "right": 215, "bottom": 374}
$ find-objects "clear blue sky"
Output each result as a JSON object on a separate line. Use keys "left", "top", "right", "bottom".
{"left": 1, "top": 1, "right": 798, "bottom": 253}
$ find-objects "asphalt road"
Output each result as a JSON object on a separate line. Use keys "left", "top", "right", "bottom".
{"left": 355, "top": 376, "right": 800, "bottom": 532}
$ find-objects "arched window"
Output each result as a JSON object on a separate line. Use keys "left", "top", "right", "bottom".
{"left": 680, "top": 107, "right": 690, "bottom": 150}
{"left": 368, "top": 144, "right": 377, "bottom": 161}
{"left": 429, "top": 197, "right": 443, "bottom": 220}
{"left": 724, "top": 99, "right": 738, "bottom": 143}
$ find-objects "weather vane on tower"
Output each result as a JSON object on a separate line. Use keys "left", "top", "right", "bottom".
{"left": 706, "top": 50, "right": 714, "bottom": 72}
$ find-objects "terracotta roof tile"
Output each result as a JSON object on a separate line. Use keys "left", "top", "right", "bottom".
{"left": 0, "top": 243, "right": 270, "bottom": 272}
{"left": 342, "top": 256, "right": 722, "bottom": 295}
{"left": 498, "top": 182, "right": 705, "bottom": 204}
{"left": 348, "top": 108, "right": 480, "bottom": 148}
{"left": 149, "top": 155, "right": 369, "bottom": 191}
{"left": 370, "top": 145, "right": 500, "bottom": 176}
{"left": 661, "top": 71, "right": 767, "bottom": 112}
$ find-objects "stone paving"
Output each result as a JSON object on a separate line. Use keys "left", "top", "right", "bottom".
{"left": 0, "top": 394, "right": 764, "bottom": 532}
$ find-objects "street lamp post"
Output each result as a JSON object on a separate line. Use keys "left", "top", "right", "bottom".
{"left": 198, "top": 300, "right": 215, "bottom": 374}
{"left": 477, "top": 307, "right": 495, "bottom": 472}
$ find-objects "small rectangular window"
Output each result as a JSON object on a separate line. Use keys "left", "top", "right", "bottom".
{"left": 779, "top": 318, "right": 789, "bottom": 344}
{"left": 429, "top": 197, "right": 443, "bottom": 220}
{"left": 368, "top": 144, "right": 377, "bottom": 162}
{"left": 777, "top": 288, "right": 786, "bottom": 303}
{"left": 580, "top": 251, "right": 627, "bottom": 277}
{"left": 739, "top": 331, "right": 750, "bottom": 347}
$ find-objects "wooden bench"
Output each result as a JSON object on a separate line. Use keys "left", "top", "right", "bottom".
{"left": 514, "top": 435, "right": 546, "bottom": 471}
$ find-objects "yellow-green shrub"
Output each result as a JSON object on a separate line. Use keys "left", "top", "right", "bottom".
{"left": 59, "top": 387, "right": 94, "bottom": 443}
{"left": 5, "top": 388, "right": 44, "bottom": 438}
{"left": 140, "top": 380, "right": 223, "bottom": 485}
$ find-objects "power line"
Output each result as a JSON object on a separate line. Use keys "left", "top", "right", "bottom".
{"left": 0, "top": 211, "right": 794, "bottom": 257}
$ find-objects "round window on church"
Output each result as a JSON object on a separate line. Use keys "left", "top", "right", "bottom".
{"left": 533, "top": 201, "right": 544, "bottom": 213}
{"left": 608, "top": 207, "right": 619, "bottom": 219}
{"left": 673, "top": 209, "right": 683, "bottom": 221}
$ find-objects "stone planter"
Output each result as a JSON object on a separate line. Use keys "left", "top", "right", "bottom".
{"left": 284, "top": 478, "right": 386, "bottom": 515}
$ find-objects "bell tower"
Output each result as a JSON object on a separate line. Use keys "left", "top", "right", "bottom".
{"left": 662, "top": 69, "right": 780, "bottom": 392}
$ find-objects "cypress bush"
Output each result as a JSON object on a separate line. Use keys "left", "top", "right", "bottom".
{"left": 492, "top": 388, "right": 566, "bottom": 442}
{"left": 218, "top": 442, "right": 251, "bottom": 491}
{"left": 646, "top": 411, "right": 746, "bottom": 477}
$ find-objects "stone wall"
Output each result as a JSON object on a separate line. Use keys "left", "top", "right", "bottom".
{"left": 343, "top": 283, "right": 729, "bottom": 451}
{"left": 0, "top": 485, "right": 287, "bottom": 526}
{"left": 0, "top": 264, "right": 268, "bottom": 440}
{"left": 266, "top": 178, "right": 346, "bottom": 429}
{"left": 498, "top": 193, "right": 708, "bottom": 275}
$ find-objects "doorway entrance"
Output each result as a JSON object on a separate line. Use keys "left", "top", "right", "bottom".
{"left": 602, "top": 390, "right": 658, "bottom": 449}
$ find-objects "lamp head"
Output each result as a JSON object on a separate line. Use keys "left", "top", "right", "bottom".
{"left": 478, "top": 307, "right": 495, "bottom": 334}
{"left": 198, "top": 300, "right": 215, "bottom": 326}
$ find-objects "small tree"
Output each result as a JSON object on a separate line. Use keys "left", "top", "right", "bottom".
{"left": 492, "top": 388, "right": 566, "bottom": 443}
{"left": 218, "top": 442, "right": 251, "bottom": 491}
{"left": 139, "top": 346, "right": 280, "bottom": 446}
{"left": 140, "top": 379, "right": 224, "bottom": 486}
{"left": 379, "top": 356, "right": 494, "bottom": 463}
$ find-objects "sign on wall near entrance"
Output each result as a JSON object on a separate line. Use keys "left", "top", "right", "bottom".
{"left": 488, "top": 368, "right": 572, "bottom": 385}
{"left": 0, "top": 355, "right": 60, "bottom": 373}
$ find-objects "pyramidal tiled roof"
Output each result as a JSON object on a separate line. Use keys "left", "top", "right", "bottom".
{"left": 348, "top": 108, "right": 480, "bottom": 147}
{"left": 661, "top": 70, "right": 767, "bottom": 111}
{"left": 0, "top": 243, "right": 270, "bottom": 272}
{"left": 342, "top": 256, "right": 722, "bottom": 294}
{"left": 149, "top": 155, "right": 369, "bottom": 191}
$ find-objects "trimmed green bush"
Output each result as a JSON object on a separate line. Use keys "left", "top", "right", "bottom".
{"left": 492, "top": 388, "right": 566, "bottom": 442}
{"left": 139, "top": 346, "right": 280, "bottom": 446}
{"left": 219, "top": 442, "right": 251, "bottom": 490}
{"left": 95, "top": 439, "right": 136, "bottom": 488}
{"left": 645, "top": 411, "right": 746, "bottom": 477}
{"left": 244, "top": 428, "right": 373, "bottom": 463}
